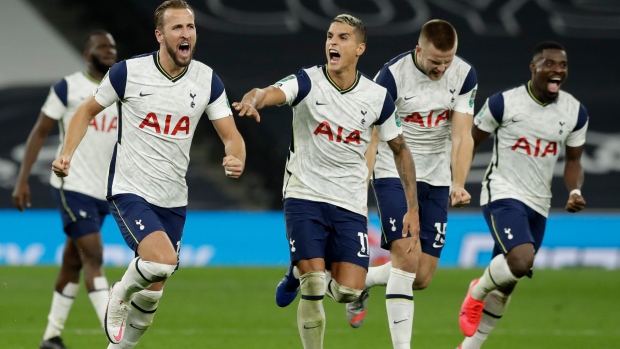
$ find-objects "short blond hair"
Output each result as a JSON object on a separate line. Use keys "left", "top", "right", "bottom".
{"left": 154, "top": 0, "right": 194, "bottom": 31}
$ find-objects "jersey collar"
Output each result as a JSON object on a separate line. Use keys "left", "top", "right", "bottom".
{"left": 154, "top": 51, "right": 188, "bottom": 82}
{"left": 82, "top": 72, "right": 101, "bottom": 84}
{"left": 321, "top": 65, "right": 359, "bottom": 94}
{"left": 412, "top": 51, "right": 427, "bottom": 76}
{"left": 526, "top": 80, "right": 549, "bottom": 106}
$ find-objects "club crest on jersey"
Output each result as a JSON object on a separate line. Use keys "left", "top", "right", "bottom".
{"left": 360, "top": 108, "right": 367, "bottom": 125}
{"left": 189, "top": 91, "right": 196, "bottom": 108}
{"left": 313, "top": 121, "right": 361, "bottom": 144}
{"left": 139, "top": 113, "right": 190, "bottom": 136}
{"left": 450, "top": 88, "right": 456, "bottom": 103}
{"left": 511, "top": 137, "right": 557, "bottom": 157}
{"left": 559, "top": 121, "right": 565, "bottom": 135}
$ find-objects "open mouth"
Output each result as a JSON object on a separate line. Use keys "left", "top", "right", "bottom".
{"left": 329, "top": 49, "right": 340, "bottom": 64}
{"left": 547, "top": 76, "right": 562, "bottom": 93}
{"left": 179, "top": 42, "right": 190, "bottom": 57}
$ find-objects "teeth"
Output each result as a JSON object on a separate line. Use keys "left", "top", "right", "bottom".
{"left": 330, "top": 49, "right": 338, "bottom": 53}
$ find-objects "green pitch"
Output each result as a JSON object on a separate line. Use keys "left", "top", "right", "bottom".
{"left": 1, "top": 267, "right": 618, "bottom": 348}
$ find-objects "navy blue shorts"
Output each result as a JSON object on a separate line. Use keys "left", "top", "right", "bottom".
{"left": 51, "top": 188, "right": 109, "bottom": 239}
{"left": 483, "top": 198, "right": 547, "bottom": 258}
{"left": 372, "top": 178, "right": 449, "bottom": 258}
{"left": 108, "top": 193, "right": 186, "bottom": 256}
{"left": 284, "top": 198, "right": 369, "bottom": 270}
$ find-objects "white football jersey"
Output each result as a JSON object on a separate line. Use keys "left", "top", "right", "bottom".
{"left": 373, "top": 51, "right": 478, "bottom": 186}
{"left": 475, "top": 82, "right": 589, "bottom": 217}
{"left": 275, "top": 65, "right": 402, "bottom": 216}
{"left": 42, "top": 71, "right": 118, "bottom": 200}
{"left": 94, "top": 52, "right": 232, "bottom": 208}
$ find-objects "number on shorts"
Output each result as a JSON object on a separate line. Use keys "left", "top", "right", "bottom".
{"left": 357, "top": 232, "right": 369, "bottom": 254}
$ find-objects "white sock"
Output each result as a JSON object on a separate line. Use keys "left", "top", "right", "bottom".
{"left": 298, "top": 271, "right": 326, "bottom": 349}
{"left": 472, "top": 255, "right": 519, "bottom": 301}
{"left": 365, "top": 261, "right": 392, "bottom": 288}
{"left": 386, "top": 268, "right": 415, "bottom": 349}
{"left": 115, "top": 258, "right": 175, "bottom": 302}
{"left": 88, "top": 276, "right": 109, "bottom": 327}
{"left": 107, "top": 289, "right": 163, "bottom": 349}
{"left": 462, "top": 290, "right": 511, "bottom": 349}
{"left": 43, "top": 282, "right": 79, "bottom": 340}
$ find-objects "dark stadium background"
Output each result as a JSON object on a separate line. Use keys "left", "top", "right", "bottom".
{"left": 2, "top": 0, "right": 618, "bottom": 211}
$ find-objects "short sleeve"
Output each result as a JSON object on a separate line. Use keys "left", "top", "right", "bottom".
{"left": 453, "top": 66, "right": 478, "bottom": 114}
{"left": 474, "top": 93, "right": 504, "bottom": 133}
{"left": 375, "top": 93, "right": 402, "bottom": 142}
{"left": 272, "top": 69, "right": 311, "bottom": 107}
{"left": 40, "top": 81, "right": 67, "bottom": 120}
{"left": 94, "top": 62, "right": 125, "bottom": 108}
{"left": 205, "top": 89, "right": 233, "bottom": 121}
{"left": 566, "top": 105, "right": 589, "bottom": 147}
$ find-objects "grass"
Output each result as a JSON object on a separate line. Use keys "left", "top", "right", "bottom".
{"left": 1, "top": 267, "right": 619, "bottom": 348}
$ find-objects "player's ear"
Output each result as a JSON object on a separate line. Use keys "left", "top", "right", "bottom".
{"left": 356, "top": 42, "right": 366, "bottom": 57}
{"left": 529, "top": 60, "right": 536, "bottom": 74}
{"left": 155, "top": 29, "right": 164, "bottom": 44}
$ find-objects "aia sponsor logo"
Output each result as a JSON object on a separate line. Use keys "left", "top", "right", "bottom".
{"left": 139, "top": 113, "right": 190, "bottom": 136}
{"left": 403, "top": 110, "right": 449, "bottom": 128}
{"left": 88, "top": 114, "right": 117, "bottom": 133}
{"left": 511, "top": 137, "right": 557, "bottom": 157}
{"left": 313, "top": 121, "right": 361, "bottom": 145}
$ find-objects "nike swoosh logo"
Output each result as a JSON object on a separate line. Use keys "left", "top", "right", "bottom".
{"left": 432, "top": 243, "right": 444, "bottom": 248}
{"left": 394, "top": 319, "right": 407, "bottom": 324}
{"left": 357, "top": 252, "right": 369, "bottom": 258}
{"left": 130, "top": 323, "right": 146, "bottom": 331}
{"left": 114, "top": 320, "right": 124, "bottom": 341}
{"left": 315, "top": 101, "right": 328, "bottom": 105}
{"left": 303, "top": 324, "right": 321, "bottom": 329}
{"left": 477, "top": 329, "right": 490, "bottom": 335}
{"left": 404, "top": 96, "right": 416, "bottom": 100}
{"left": 139, "top": 92, "right": 153, "bottom": 97}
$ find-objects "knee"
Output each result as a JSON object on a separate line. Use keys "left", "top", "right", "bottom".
{"left": 506, "top": 253, "right": 534, "bottom": 278}
{"left": 138, "top": 259, "right": 177, "bottom": 282}
{"left": 413, "top": 276, "right": 431, "bottom": 291}
{"left": 327, "top": 279, "right": 362, "bottom": 303}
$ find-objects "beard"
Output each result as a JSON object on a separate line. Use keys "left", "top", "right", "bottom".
{"left": 165, "top": 40, "right": 194, "bottom": 68}
{"left": 91, "top": 54, "right": 113, "bottom": 75}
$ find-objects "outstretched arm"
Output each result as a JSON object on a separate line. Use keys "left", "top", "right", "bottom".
{"left": 387, "top": 134, "right": 420, "bottom": 251}
{"left": 450, "top": 111, "right": 474, "bottom": 207}
{"left": 564, "top": 145, "right": 586, "bottom": 213}
{"left": 51, "top": 96, "right": 104, "bottom": 177}
{"left": 212, "top": 116, "right": 246, "bottom": 179}
{"left": 12, "top": 112, "right": 56, "bottom": 211}
{"left": 232, "top": 87, "right": 287, "bottom": 122}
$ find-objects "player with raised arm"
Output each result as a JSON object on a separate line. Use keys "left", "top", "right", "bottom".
{"left": 52, "top": 1, "right": 245, "bottom": 348}
{"left": 345, "top": 19, "right": 477, "bottom": 348}
{"left": 233, "top": 14, "right": 419, "bottom": 349}
{"left": 13, "top": 30, "right": 117, "bottom": 349}
{"left": 457, "top": 41, "right": 588, "bottom": 349}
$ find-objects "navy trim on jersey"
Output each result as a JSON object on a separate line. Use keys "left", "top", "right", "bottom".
{"left": 375, "top": 65, "right": 398, "bottom": 101}
{"left": 53, "top": 79, "right": 68, "bottom": 107}
{"left": 107, "top": 143, "right": 118, "bottom": 199}
{"left": 116, "top": 101, "right": 123, "bottom": 144}
{"left": 108, "top": 61, "right": 127, "bottom": 100}
{"left": 574, "top": 104, "right": 588, "bottom": 131}
{"left": 133, "top": 51, "right": 155, "bottom": 59}
{"left": 154, "top": 51, "right": 188, "bottom": 82}
{"left": 292, "top": 69, "right": 311, "bottom": 106}
{"left": 375, "top": 93, "right": 396, "bottom": 126}
{"left": 459, "top": 65, "right": 478, "bottom": 95}
{"left": 488, "top": 93, "right": 505, "bottom": 124}
{"left": 321, "top": 65, "right": 359, "bottom": 94}
{"left": 209, "top": 71, "right": 225, "bottom": 105}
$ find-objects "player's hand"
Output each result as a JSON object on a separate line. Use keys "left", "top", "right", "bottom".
{"left": 223, "top": 155, "right": 244, "bottom": 179}
{"left": 565, "top": 193, "right": 586, "bottom": 213}
{"left": 451, "top": 186, "right": 471, "bottom": 208}
{"left": 12, "top": 181, "right": 31, "bottom": 212}
{"left": 232, "top": 101, "right": 261, "bottom": 122}
{"left": 402, "top": 208, "right": 420, "bottom": 253}
{"left": 52, "top": 156, "right": 71, "bottom": 177}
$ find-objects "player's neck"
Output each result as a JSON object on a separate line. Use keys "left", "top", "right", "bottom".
{"left": 158, "top": 50, "right": 185, "bottom": 77}
{"left": 86, "top": 69, "right": 105, "bottom": 82}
